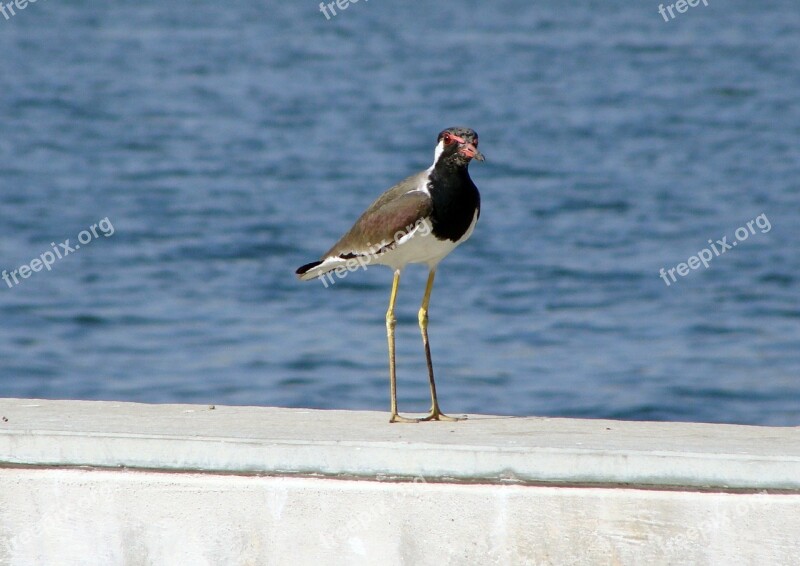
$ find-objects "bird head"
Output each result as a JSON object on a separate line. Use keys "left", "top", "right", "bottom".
{"left": 434, "top": 127, "right": 484, "bottom": 167}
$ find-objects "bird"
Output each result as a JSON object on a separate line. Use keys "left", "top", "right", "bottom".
{"left": 296, "top": 127, "right": 483, "bottom": 423}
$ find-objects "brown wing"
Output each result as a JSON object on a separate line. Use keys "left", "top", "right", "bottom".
{"left": 325, "top": 187, "right": 433, "bottom": 258}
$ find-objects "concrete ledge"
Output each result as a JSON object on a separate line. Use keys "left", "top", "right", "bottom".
{"left": 0, "top": 398, "right": 799, "bottom": 490}
{"left": 2, "top": 398, "right": 800, "bottom": 564}
{"left": 2, "top": 467, "right": 800, "bottom": 565}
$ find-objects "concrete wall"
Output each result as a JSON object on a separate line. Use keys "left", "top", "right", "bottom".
{"left": 1, "top": 398, "right": 799, "bottom": 565}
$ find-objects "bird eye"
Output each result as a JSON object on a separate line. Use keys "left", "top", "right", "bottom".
{"left": 442, "top": 133, "right": 454, "bottom": 145}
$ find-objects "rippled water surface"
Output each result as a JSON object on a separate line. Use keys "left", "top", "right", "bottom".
{"left": 0, "top": 1, "right": 798, "bottom": 425}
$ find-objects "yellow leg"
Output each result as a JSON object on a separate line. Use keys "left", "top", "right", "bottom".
{"left": 419, "top": 269, "right": 464, "bottom": 422}
{"left": 387, "top": 270, "right": 418, "bottom": 423}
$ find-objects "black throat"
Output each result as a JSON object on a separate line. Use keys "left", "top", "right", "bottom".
{"left": 427, "top": 159, "right": 481, "bottom": 242}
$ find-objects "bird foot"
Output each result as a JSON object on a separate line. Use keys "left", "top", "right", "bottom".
{"left": 389, "top": 413, "right": 420, "bottom": 424}
{"left": 420, "top": 410, "right": 466, "bottom": 422}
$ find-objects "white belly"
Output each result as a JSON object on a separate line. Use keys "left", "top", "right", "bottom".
{"left": 375, "top": 210, "right": 479, "bottom": 271}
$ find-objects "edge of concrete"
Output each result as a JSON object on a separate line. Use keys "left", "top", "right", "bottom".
{"left": 1, "top": 398, "right": 798, "bottom": 490}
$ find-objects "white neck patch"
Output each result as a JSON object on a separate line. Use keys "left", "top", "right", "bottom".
{"left": 418, "top": 139, "right": 446, "bottom": 196}
{"left": 430, "top": 139, "right": 445, "bottom": 169}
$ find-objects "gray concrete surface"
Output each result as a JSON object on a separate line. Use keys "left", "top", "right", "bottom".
{"left": 2, "top": 398, "right": 800, "bottom": 565}
{"left": 0, "top": 398, "right": 798, "bottom": 489}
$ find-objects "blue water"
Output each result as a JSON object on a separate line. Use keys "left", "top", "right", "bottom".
{"left": 0, "top": 1, "right": 798, "bottom": 425}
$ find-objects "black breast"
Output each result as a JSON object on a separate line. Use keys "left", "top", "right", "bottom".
{"left": 427, "top": 167, "right": 481, "bottom": 242}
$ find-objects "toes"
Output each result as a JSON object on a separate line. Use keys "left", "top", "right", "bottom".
{"left": 420, "top": 413, "right": 466, "bottom": 422}
{"left": 390, "top": 415, "right": 420, "bottom": 424}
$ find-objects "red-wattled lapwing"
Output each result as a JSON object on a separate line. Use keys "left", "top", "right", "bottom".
{"left": 296, "top": 127, "right": 484, "bottom": 423}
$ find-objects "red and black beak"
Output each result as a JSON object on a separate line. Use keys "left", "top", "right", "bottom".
{"left": 458, "top": 141, "right": 485, "bottom": 162}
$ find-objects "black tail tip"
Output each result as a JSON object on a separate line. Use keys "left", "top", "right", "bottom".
{"left": 296, "top": 260, "right": 323, "bottom": 278}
